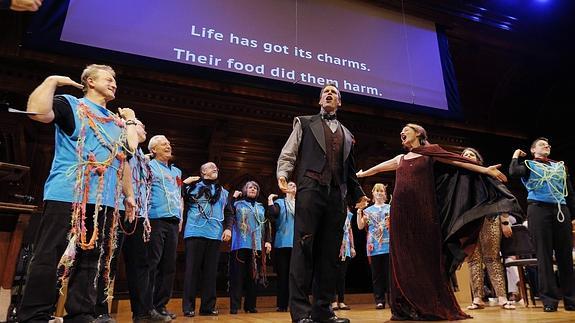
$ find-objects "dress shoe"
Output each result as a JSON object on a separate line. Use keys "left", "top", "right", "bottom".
{"left": 199, "top": 309, "right": 219, "bottom": 316}
{"left": 183, "top": 310, "right": 195, "bottom": 317}
{"left": 338, "top": 303, "right": 351, "bottom": 310}
{"left": 158, "top": 309, "right": 176, "bottom": 319}
{"left": 133, "top": 310, "right": 171, "bottom": 323}
{"left": 316, "top": 316, "right": 350, "bottom": 323}
{"left": 93, "top": 314, "right": 116, "bottom": 323}
{"left": 276, "top": 307, "right": 288, "bottom": 312}
{"left": 543, "top": 305, "right": 557, "bottom": 312}
{"left": 245, "top": 308, "right": 258, "bottom": 313}
{"left": 564, "top": 304, "right": 575, "bottom": 311}
{"left": 230, "top": 308, "right": 238, "bottom": 314}
{"left": 292, "top": 318, "right": 314, "bottom": 323}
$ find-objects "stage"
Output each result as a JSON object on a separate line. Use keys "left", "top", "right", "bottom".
{"left": 111, "top": 298, "right": 574, "bottom": 322}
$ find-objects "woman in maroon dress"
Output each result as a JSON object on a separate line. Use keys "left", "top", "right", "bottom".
{"left": 356, "top": 123, "right": 509, "bottom": 321}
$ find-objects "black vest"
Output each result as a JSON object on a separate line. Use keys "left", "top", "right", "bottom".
{"left": 296, "top": 115, "right": 344, "bottom": 186}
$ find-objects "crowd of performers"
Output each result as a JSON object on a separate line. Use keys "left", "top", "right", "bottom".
{"left": 17, "top": 64, "right": 575, "bottom": 323}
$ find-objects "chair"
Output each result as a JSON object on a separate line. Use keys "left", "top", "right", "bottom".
{"left": 500, "top": 224, "right": 538, "bottom": 307}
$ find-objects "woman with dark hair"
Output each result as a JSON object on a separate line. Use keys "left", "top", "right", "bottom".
{"left": 357, "top": 124, "right": 522, "bottom": 320}
{"left": 229, "top": 181, "right": 271, "bottom": 314}
{"left": 461, "top": 148, "right": 515, "bottom": 310}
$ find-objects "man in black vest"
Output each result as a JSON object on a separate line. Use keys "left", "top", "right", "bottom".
{"left": 277, "top": 84, "right": 368, "bottom": 323}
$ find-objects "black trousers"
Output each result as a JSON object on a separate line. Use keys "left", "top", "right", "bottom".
{"left": 289, "top": 182, "right": 346, "bottom": 321}
{"left": 18, "top": 201, "right": 114, "bottom": 323}
{"left": 148, "top": 218, "right": 179, "bottom": 311}
{"left": 334, "top": 258, "right": 349, "bottom": 303}
{"left": 528, "top": 202, "right": 575, "bottom": 307}
{"left": 95, "top": 216, "right": 153, "bottom": 318}
{"left": 182, "top": 237, "right": 221, "bottom": 313}
{"left": 229, "top": 248, "right": 258, "bottom": 311}
{"left": 274, "top": 247, "right": 292, "bottom": 309}
{"left": 370, "top": 253, "right": 390, "bottom": 305}
{"left": 94, "top": 221, "right": 124, "bottom": 317}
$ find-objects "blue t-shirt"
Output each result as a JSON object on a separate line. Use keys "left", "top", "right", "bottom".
{"left": 44, "top": 95, "right": 126, "bottom": 208}
{"left": 148, "top": 159, "right": 182, "bottom": 219}
{"left": 522, "top": 160, "right": 567, "bottom": 205}
{"left": 184, "top": 181, "right": 229, "bottom": 240}
{"left": 340, "top": 211, "right": 354, "bottom": 259}
{"left": 231, "top": 199, "right": 266, "bottom": 251}
{"left": 363, "top": 204, "right": 390, "bottom": 256}
{"left": 273, "top": 198, "right": 295, "bottom": 248}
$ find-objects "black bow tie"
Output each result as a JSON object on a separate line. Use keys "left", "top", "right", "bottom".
{"left": 322, "top": 113, "right": 337, "bottom": 121}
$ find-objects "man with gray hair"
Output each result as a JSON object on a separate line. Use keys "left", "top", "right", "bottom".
{"left": 145, "top": 135, "right": 183, "bottom": 321}
{"left": 20, "top": 64, "right": 137, "bottom": 323}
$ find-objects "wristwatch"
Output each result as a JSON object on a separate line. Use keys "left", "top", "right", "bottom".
{"left": 125, "top": 120, "right": 137, "bottom": 126}
{"left": 501, "top": 221, "right": 510, "bottom": 226}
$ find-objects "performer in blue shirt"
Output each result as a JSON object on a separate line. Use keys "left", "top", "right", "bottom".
{"left": 331, "top": 208, "right": 355, "bottom": 312}
{"left": 182, "top": 162, "right": 234, "bottom": 317}
{"left": 19, "top": 64, "right": 137, "bottom": 323}
{"left": 357, "top": 183, "right": 391, "bottom": 310}
{"left": 510, "top": 137, "right": 575, "bottom": 312}
{"left": 229, "top": 181, "right": 271, "bottom": 314}
{"left": 94, "top": 119, "right": 171, "bottom": 323}
{"left": 146, "top": 135, "right": 183, "bottom": 320}
{"left": 267, "top": 181, "right": 296, "bottom": 312}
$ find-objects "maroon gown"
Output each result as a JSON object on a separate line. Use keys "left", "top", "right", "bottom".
{"left": 389, "top": 155, "right": 470, "bottom": 320}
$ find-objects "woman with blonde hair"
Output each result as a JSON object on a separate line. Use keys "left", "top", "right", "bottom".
{"left": 357, "top": 183, "right": 391, "bottom": 309}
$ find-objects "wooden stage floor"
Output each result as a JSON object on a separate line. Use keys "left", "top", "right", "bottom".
{"left": 112, "top": 299, "right": 575, "bottom": 322}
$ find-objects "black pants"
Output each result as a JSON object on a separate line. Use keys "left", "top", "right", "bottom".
{"left": 274, "top": 247, "right": 292, "bottom": 309}
{"left": 370, "top": 253, "right": 390, "bottom": 305}
{"left": 333, "top": 258, "right": 349, "bottom": 303}
{"left": 148, "top": 218, "right": 179, "bottom": 311}
{"left": 18, "top": 201, "right": 114, "bottom": 323}
{"left": 229, "top": 248, "right": 258, "bottom": 311}
{"left": 528, "top": 202, "right": 575, "bottom": 307}
{"left": 94, "top": 222, "right": 124, "bottom": 317}
{"left": 95, "top": 216, "right": 153, "bottom": 318}
{"left": 182, "top": 237, "right": 221, "bottom": 313}
{"left": 289, "top": 182, "right": 346, "bottom": 321}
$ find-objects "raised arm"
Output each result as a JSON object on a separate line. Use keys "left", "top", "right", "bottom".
{"left": 509, "top": 149, "right": 529, "bottom": 178}
{"left": 435, "top": 157, "right": 507, "bottom": 182}
{"left": 356, "top": 154, "right": 403, "bottom": 178}
{"left": 27, "top": 75, "right": 83, "bottom": 123}
{"left": 118, "top": 108, "right": 138, "bottom": 153}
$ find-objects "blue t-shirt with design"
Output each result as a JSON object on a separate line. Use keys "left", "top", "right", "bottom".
{"left": 340, "top": 211, "right": 354, "bottom": 259}
{"left": 231, "top": 199, "right": 266, "bottom": 251}
{"left": 363, "top": 204, "right": 390, "bottom": 256}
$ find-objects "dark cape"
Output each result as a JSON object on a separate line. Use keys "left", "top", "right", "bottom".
{"left": 412, "top": 144, "right": 524, "bottom": 275}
